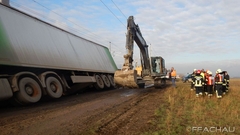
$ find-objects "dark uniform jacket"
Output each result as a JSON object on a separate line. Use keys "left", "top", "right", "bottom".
{"left": 193, "top": 75, "right": 204, "bottom": 87}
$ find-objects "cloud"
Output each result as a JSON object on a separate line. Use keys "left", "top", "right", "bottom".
{"left": 11, "top": 0, "right": 240, "bottom": 76}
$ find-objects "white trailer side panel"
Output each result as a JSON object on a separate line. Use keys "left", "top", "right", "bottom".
{"left": 0, "top": 4, "right": 117, "bottom": 73}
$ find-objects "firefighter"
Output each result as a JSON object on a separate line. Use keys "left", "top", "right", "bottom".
{"left": 190, "top": 69, "right": 196, "bottom": 91}
{"left": 200, "top": 69, "right": 207, "bottom": 95}
{"left": 215, "top": 69, "right": 223, "bottom": 98}
{"left": 204, "top": 70, "right": 209, "bottom": 94}
{"left": 193, "top": 70, "right": 204, "bottom": 97}
{"left": 206, "top": 71, "right": 214, "bottom": 97}
{"left": 204, "top": 70, "right": 208, "bottom": 95}
{"left": 222, "top": 71, "right": 227, "bottom": 95}
{"left": 200, "top": 69, "right": 205, "bottom": 80}
{"left": 225, "top": 71, "right": 230, "bottom": 92}
{"left": 222, "top": 71, "right": 230, "bottom": 94}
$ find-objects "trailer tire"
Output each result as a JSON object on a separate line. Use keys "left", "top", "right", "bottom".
{"left": 16, "top": 77, "right": 42, "bottom": 104}
{"left": 101, "top": 75, "right": 111, "bottom": 88}
{"left": 45, "top": 77, "right": 63, "bottom": 98}
{"left": 94, "top": 74, "right": 104, "bottom": 90}
{"left": 107, "top": 75, "right": 115, "bottom": 87}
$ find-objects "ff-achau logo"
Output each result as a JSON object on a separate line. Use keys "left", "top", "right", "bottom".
{"left": 186, "top": 126, "right": 235, "bottom": 133}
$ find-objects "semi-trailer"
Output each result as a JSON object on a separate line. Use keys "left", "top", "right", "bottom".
{"left": 0, "top": 1, "right": 117, "bottom": 105}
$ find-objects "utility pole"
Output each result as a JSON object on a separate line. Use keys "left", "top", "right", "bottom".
{"left": 108, "top": 41, "right": 115, "bottom": 57}
{"left": 109, "top": 42, "right": 111, "bottom": 53}
{"left": 149, "top": 43, "right": 152, "bottom": 72}
{"left": 149, "top": 43, "right": 152, "bottom": 58}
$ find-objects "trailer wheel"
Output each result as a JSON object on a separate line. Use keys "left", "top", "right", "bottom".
{"left": 16, "top": 77, "right": 42, "bottom": 104}
{"left": 101, "top": 75, "right": 111, "bottom": 88}
{"left": 107, "top": 75, "right": 115, "bottom": 87}
{"left": 94, "top": 74, "right": 104, "bottom": 90}
{"left": 45, "top": 77, "right": 63, "bottom": 98}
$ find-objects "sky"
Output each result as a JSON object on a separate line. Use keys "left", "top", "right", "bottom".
{"left": 7, "top": 0, "right": 240, "bottom": 77}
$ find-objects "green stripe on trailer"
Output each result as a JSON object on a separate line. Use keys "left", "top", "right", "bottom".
{"left": 0, "top": 21, "right": 9, "bottom": 48}
{"left": 104, "top": 48, "right": 118, "bottom": 70}
{"left": 0, "top": 21, "right": 19, "bottom": 64}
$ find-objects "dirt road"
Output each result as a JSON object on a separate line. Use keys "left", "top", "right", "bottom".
{"left": 0, "top": 87, "right": 167, "bottom": 135}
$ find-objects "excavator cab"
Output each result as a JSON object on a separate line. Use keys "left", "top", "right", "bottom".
{"left": 150, "top": 57, "right": 166, "bottom": 76}
{"left": 137, "top": 56, "right": 166, "bottom": 78}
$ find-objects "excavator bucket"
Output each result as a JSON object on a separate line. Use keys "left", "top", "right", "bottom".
{"left": 114, "top": 69, "right": 139, "bottom": 88}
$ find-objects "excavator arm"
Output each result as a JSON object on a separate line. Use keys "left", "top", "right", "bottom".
{"left": 114, "top": 16, "right": 151, "bottom": 88}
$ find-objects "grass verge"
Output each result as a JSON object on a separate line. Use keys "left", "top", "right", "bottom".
{"left": 145, "top": 78, "right": 240, "bottom": 135}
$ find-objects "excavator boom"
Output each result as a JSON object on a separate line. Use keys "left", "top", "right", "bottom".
{"left": 114, "top": 16, "right": 150, "bottom": 88}
{"left": 114, "top": 16, "right": 166, "bottom": 88}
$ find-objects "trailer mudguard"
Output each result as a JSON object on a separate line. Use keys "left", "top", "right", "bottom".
{"left": 0, "top": 78, "right": 13, "bottom": 100}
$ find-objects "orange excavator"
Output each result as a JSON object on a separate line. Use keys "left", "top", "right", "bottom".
{"left": 114, "top": 16, "right": 167, "bottom": 88}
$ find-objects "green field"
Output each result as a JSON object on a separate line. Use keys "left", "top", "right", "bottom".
{"left": 147, "top": 79, "right": 240, "bottom": 135}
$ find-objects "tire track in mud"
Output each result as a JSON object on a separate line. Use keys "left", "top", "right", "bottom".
{"left": 0, "top": 88, "right": 150, "bottom": 135}
{"left": 78, "top": 88, "right": 159, "bottom": 135}
{"left": 0, "top": 89, "right": 117, "bottom": 126}
{"left": 0, "top": 89, "right": 122, "bottom": 135}
{"left": 96, "top": 94, "right": 150, "bottom": 135}
{"left": 0, "top": 87, "right": 168, "bottom": 135}
{"left": 74, "top": 90, "right": 147, "bottom": 134}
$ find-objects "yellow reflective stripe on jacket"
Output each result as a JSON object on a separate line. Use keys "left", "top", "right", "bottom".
{"left": 215, "top": 82, "right": 223, "bottom": 84}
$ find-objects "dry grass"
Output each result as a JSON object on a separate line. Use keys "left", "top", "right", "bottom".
{"left": 148, "top": 78, "right": 240, "bottom": 135}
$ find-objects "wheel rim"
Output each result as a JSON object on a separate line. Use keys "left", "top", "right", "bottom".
{"left": 94, "top": 75, "right": 104, "bottom": 89}
{"left": 16, "top": 77, "right": 42, "bottom": 104}
{"left": 50, "top": 83, "right": 57, "bottom": 92}
{"left": 46, "top": 76, "right": 63, "bottom": 98}
{"left": 107, "top": 75, "right": 115, "bottom": 87}
{"left": 97, "top": 76, "right": 103, "bottom": 86}
{"left": 102, "top": 75, "right": 110, "bottom": 88}
{"left": 25, "top": 85, "right": 34, "bottom": 95}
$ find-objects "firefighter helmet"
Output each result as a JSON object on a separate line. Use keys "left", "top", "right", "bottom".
{"left": 208, "top": 71, "right": 212, "bottom": 75}
{"left": 196, "top": 70, "right": 201, "bottom": 74}
{"left": 216, "top": 69, "right": 222, "bottom": 73}
{"left": 207, "top": 70, "right": 210, "bottom": 74}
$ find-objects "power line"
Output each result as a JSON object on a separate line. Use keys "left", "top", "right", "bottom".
{"left": 99, "top": 0, "right": 126, "bottom": 28}
{"left": 30, "top": 0, "right": 124, "bottom": 49}
{"left": 11, "top": 0, "right": 126, "bottom": 59}
{"left": 32, "top": 0, "right": 99, "bottom": 38}
{"left": 111, "top": 0, "right": 127, "bottom": 20}
{"left": 12, "top": 1, "right": 107, "bottom": 46}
